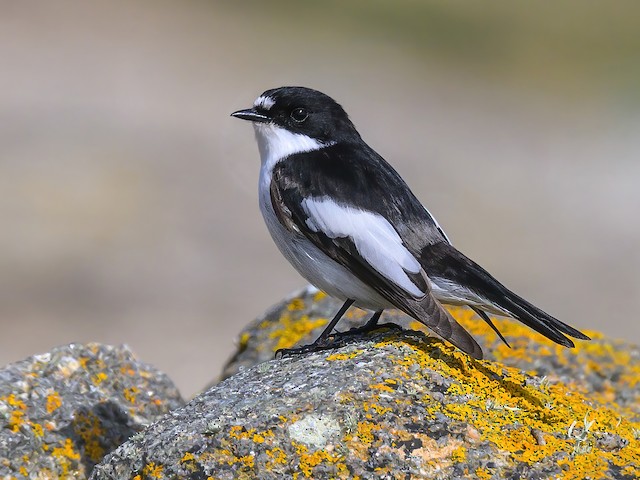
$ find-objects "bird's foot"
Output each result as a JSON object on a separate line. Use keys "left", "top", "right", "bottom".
{"left": 334, "top": 321, "right": 403, "bottom": 339}
{"left": 275, "top": 322, "right": 404, "bottom": 358}
{"left": 275, "top": 340, "right": 339, "bottom": 358}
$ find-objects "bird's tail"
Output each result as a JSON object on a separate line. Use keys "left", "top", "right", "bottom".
{"left": 404, "top": 293, "right": 484, "bottom": 360}
{"left": 421, "top": 242, "right": 590, "bottom": 347}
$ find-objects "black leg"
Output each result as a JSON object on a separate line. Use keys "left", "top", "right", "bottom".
{"left": 363, "top": 310, "right": 383, "bottom": 329}
{"left": 315, "top": 298, "right": 355, "bottom": 343}
{"left": 276, "top": 299, "right": 354, "bottom": 357}
{"left": 333, "top": 309, "right": 402, "bottom": 339}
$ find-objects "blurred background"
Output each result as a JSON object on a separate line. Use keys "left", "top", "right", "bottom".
{"left": 1, "top": 1, "right": 639, "bottom": 398}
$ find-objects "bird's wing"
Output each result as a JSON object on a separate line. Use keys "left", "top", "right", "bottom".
{"left": 272, "top": 143, "right": 450, "bottom": 252}
{"left": 270, "top": 150, "right": 483, "bottom": 359}
{"left": 420, "top": 242, "right": 590, "bottom": 346}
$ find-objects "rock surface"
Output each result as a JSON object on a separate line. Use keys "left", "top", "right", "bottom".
{"left": 0, "top": 343, "right": 184, "bottom": 479}
{"left": 93, "top": 299, "right": 640, "bottom": 479}
{"left": 223, "top": 286, "right": 640, "bottom": 415}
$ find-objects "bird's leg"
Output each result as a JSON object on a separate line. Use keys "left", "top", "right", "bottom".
{"left": 335, "top": 310, "right": 402, "bottom": 338}
{"left": 471, "top": 306, "right": 511, "bottom": 348}
{"left": 362, "top": 310, "right": 383, "bottom": 330}
{"left": 275, "top": 298, "right": 355, "bottom": 357}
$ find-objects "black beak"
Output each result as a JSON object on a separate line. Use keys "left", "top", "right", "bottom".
{"left": 230, "top": 108, "right": 270, "bottom": 123}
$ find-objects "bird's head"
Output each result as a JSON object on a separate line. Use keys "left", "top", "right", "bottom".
{"left": 232, "top": 86, "right": 360, "bottom": 162}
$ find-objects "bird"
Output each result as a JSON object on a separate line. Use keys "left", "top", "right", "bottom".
{"left": 231, "top": 86, "right": 589, "bottom": 360}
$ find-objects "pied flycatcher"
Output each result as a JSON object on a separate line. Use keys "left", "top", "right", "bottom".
{"left": 231, "top": 86, "right": 589, "bottom": 359}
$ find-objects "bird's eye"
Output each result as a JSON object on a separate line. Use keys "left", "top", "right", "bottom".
{"left": 290, "top": 107, "right": 308, "bottom": 123}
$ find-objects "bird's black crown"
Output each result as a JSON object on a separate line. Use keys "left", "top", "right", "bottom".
{"left": 254, "top": 86, "right": 360, "bottom": 143}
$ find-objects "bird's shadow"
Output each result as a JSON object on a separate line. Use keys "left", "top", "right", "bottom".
{"left": 400, "top": 332, "right": 546, "bottom": 410}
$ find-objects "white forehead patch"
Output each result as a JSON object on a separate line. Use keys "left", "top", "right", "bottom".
{"left": 254, "top": 95, "right": 275, "bottom": 111}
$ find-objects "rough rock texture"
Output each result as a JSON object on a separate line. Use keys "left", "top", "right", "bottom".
{"left": 93, "top": 307, "right": 640, "bottom": 479}
{"left": 223, "top": 286, "right": 640, "bottom": 415}
{"left": 0, "top": 343, "right": 184, "bottom": 479}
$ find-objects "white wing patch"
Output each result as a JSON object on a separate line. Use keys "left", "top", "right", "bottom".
{"left": 301, "top": 197, "right": 425, "bottom": 298}
{"left": 254, "top": 95, "right": 275, "bottom": 110}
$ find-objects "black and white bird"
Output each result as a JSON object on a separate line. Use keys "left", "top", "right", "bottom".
{"left": 231, "top": 86, "right": 589, "bottom": 359}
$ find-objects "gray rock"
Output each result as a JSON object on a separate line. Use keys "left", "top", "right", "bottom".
{"left": 92, "top": 327, "right": 640, "bottom": 479}
{"left": 223, "top": 286, "right": 640, "bottom": 414}
{"left": 0, "top": 343, "right": 184, "bottom": 479}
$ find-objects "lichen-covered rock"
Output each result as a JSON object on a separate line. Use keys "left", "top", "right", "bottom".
{"left": 220, "top": 286, "right": 418, "bottom": 380}
{"left": 92, "top": 328, "right": 640, "bottom": 479}
{"left": 0, "top": 343, "right": 184, "bottom": 479}
{"left": 223, "top": 286, "right": 640, "bottom": 415}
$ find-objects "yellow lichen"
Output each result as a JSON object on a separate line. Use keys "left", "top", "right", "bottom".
{"left": 475, "top": 467, "right": 493, "bottom": 480}
{"left": 51, "top": 438, "right": 80, "bottom": 476}
{"left": 46, "top": 392, "right": 62, "bottom": 413}
{"left": 31, "top": 423, "right": 44, "bottom": 437}
{"left": 369, "top": 383, "right": 395, "bottom": 393}
{"left": 450, "top": 445, "right": 467, "bottom": 463}
{"left": 92, "top": 372, "right": 108, "bottom": 385}
{"left": 287, "top": 298, "right": 306, "bottom": 311}
{"left": 325, "top": 350, "right": 364, "bottom": 361}
{"left": 291, "top": 441, "right": 346, "bottom": 478}
{"left": 123, "top": 386, "right": 139, "bottom": 404}
{"left": 239, "top": 332, "right": 251, "bottom": 349}
{"left": 181, "top": 452, "right": 195, "bottom": 463}
{"left": 2, "top": 393, "right": 28, "bottom": 432}
{"left": 142, "top": 462, "right": 164, "bottom": 478}
{"left": 373, "top": 329, "right": 640, "bottom": 477}
{"left": 72, "top": 410, "right": 105, "bottom": 462}
{"left": 313, "top": 290, "right": 327, "bottom": 302}
{"left": 266, "top": 446, "right": 287, "bottom": 466}
{"left": 269, "top": 314, "right": 328, "bottom": 351}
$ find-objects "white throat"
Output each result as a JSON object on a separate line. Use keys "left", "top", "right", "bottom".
{"left": 253, "top": 122, "right": 333, "bottom": 171}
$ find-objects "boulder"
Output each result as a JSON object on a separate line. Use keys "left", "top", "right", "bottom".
{"left": 92, "top": 289, "right": 640, "bottom": 479}
{"left": 0, "top": 343, "right": 184, "bottom": 479}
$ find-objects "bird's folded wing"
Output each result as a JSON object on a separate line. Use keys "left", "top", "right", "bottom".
{"left": 270, "top": 173, "right": 428, "bottom": 303}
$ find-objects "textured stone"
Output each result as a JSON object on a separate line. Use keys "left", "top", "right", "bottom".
{"left": 0, "top": 343, "right": 184, "bottom": 479}
{"left": 93, "top": 324, "right": 640, "bottom": 479}
{"left": 223, "top": 286, "right": 640, "bottom": 415}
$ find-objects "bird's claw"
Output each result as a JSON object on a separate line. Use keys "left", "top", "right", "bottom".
{"left": 274, "top": 322, "right": 404, "bottom": 359}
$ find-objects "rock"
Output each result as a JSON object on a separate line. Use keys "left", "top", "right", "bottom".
{"left": 0, "top": 343, "right": 184, "bottom": 479}
{"left": 223, "top": 286, "right": 640, "bottom": 414}
{"left": 92, "top": 326, "right": 640, "bottom": 479}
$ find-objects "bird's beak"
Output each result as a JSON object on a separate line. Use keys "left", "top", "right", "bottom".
{"left": 230, "top": 108, "right": 270, "bottom": 123}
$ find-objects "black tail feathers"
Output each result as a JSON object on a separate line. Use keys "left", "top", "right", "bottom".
{"left": 421, "top": 242, "right": 590, "bottom": 348}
